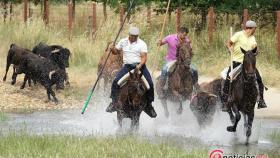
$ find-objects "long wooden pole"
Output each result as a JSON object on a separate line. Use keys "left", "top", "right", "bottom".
{"left": 153, "top": 0, "right": 172, "bottom": 73}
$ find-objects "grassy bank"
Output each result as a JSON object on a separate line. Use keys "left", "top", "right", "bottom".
{"left": 0, "top": 134, "right": 207, "bottom": 158}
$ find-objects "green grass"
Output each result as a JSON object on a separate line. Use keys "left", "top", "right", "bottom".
{"left": 0, "top": 134, "right": 208, "bottom": 158}
{"left": 0, "top": 111, "right": 8, "bottom": 122}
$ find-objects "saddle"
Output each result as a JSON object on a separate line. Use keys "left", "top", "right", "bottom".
{"left": 220, "top": 64, "right": 242, "bottom": 81}
{"left": 117, "top": 69, "right": 150, "bottom": 90}
{"left": 166, "top": 60, "right": 177, "bottom": 74}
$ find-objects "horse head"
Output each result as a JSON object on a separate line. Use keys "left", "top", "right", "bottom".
{"left": 127, "top": 69, "right": 147, "bottom": 107}
{"left": 176, "top": 42, "right": 192, "bottom": 67}
{"left": 241, "top": 47, "right": 257, "bottom": 80}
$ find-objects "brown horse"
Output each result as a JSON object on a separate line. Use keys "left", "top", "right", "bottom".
{"left": 156, "top": 42, "right": 193, "bottom": 117}
{"left": 225, "top": 47, "right": 258, "bottom": 145}
{"left": 116, "top": 69, "right": 148, "bottom": 130}
{"left": 97, "top": 42, "right": 123, "bottom": 91}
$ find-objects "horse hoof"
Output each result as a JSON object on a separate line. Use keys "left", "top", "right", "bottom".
{"left": 246, "top": 129, "right": 252, "bottom": 137}
{"left": 11, "top": 81, "right": 15, "bottom": 85}
{"left": 165, "top": 111, "right": 169, "bottom": 118}
{"left": 227, "top": 126, "right": 236, "bottom": 132}
{"left": 177, "top": 108, "right": 183, "bottom": 115}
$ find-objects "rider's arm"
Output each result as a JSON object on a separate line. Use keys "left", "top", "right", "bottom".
{"left": 137, "top": 42, "right": 148, "bottom": 69}
{"left": 226, "top": 40, "right": 234, "bottom": 53}
{"left": 226, "top": 32, "right": 240, "bottom": 53}
{"left": 138, "top": 53, "right": 147, "bottom": 69}
{"left": 157, "top": 35, "right": 170, "bottom": 46}
{"left": 111, "top": 40, "right": 123, "bottom": 55}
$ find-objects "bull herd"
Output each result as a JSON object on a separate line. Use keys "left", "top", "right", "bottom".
{"left": 2, "top": 42, "right": 71, "bottom": 104}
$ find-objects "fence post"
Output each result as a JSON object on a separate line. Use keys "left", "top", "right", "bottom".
{"left": 242, "top": 9, "right": 249, "bottom": 29}
{"left": 277, "top": 11, "right": 280, "bottom": 58}
{"left": 9, "top": 2, "right": 13, "bottom": 21}
{"left": 23, "top": 0, "right": 28, "bottom": 22}
{"left": 208, "top": 7, "right": 215, "bottom": 43}
{"left": 147, "top": 5, "right": 151, "bottom": 28}
{"left": 102, "top": 2, "right": 107, "bottom": 21}
{"left": 176, "top": 7, "right": 181, "bottom": 32}
{"left": 3, "top": 2, "right": 7, "bottom": 22}
{"left": 43, "top": 0, "right": 49, "bottom": 25}
{"left": 68, "top": 2, "right": 73, "bottom": 41}
{"left": 119, "top": 5, "right": 124, "bottom": 27}
{"left": 92, "top": 2, "right": 97, "bottom": 35}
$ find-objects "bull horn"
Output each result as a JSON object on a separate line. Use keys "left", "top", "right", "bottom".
{"left": 51, "top": 49, "right": 60, "bottom": 53}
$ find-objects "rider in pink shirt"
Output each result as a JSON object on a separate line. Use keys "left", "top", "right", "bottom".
{"left": 157, "top": 26, "right": 198, "bottom": 98}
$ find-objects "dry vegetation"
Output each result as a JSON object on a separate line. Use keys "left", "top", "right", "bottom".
{"left": 0, "top": 3, "right": 279, "bottom": 112}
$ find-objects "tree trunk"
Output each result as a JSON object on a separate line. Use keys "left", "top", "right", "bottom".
{"left": 201, "top": 9, "right": 207, "bottom": 29}
{"left": 103, "top": 0, "right": 107, "bottom": 21}
{"left": 72, "top": 0, "right": 75, "bottom": 22}
{"left": 9, "top": 2, "right": 12, "bottom": 21}
{"left": 3, "top": 1, "right": 7, "bottom": 23}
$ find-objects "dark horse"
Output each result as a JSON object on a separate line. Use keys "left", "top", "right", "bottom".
{"left": 156, "top": 42, "right": 193, "bottom": 117}
{"left": 97, "top": 42, "right": 123, "bottom": 91}
{"left": 116, "top": 69, "right": 148, "bottom": 130}
{"left": 226, "top": 47, "right": 258, "bottom": 144}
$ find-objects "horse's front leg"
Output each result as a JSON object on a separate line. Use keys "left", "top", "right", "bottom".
{"left": 177, "top": 99, "right": 183, "bottom": 115}
{"left": 117, "top": 112, "right": 123, "bottom": 128}
{"left": 161, "top": 99, "right": 169, "bottom": 118}
{"left": 228, "top": 109, "right": 235, "bottom": 124}
{"left": 245, "top": 110, "right": 255, "bottom": 144}
{"left": 227, "top": 105, "right": 241, "bottom": 132}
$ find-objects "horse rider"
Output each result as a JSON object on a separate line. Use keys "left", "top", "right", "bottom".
{"left": 222, "top": 20, "right": 267, "bottom": 112}
{"left": 106, "top": 26, "right": 157, "bottom": 118}
{"left": 157, "top": 26, "right": 199, "bottom": 98}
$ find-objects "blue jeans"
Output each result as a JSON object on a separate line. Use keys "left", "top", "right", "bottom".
{"left": 111, "top": 64, "right": 154, "bottom": 103}
{"left": 160, "top": 61, "right": 198, "bottom": 84}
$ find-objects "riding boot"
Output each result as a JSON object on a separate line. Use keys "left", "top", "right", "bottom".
{"left": 106, "top": 97, "right": 119, "bottom": 113}
{"left": 106, "top": 88, "right": 120, "bottom": 113}
{"left": 257, "top": 82, "right": 267, "bottom": 109}
{"left": 221, "top": 78, "right": 230, "bottom": 112}
{"left": 144, "top": 102, "right": 157, "bottom": 118}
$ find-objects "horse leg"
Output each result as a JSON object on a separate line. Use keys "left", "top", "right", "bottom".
{"left": 177, "top": 99, "right": 183, "bottom": 115}
{"left": 161, "top": 99, "right": 169, "bottom": 118}
{"left": 117, "top": 112, "right": 123, "bottom": 128}
{"left": 227, "top": 105, "right": 241, "bottom": 132}
{"left": 246, "top": 111, "right": 255, "bottom": 145}
{"left": 227, "top": 109, "right": 235, "bottom": 124}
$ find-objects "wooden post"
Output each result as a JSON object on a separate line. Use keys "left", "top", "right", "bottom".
{"left": 147, "top": 5, "right": 151, "bottom": 28}
{"left": 24, "top": 0, "right": 28, "bottom": 22}
{"left": 68, "top": 2, "right": 73, "bottom": 40}
{"left": 43, "top": 0, "right": 49, "bottom": 25}
{"left": 176, "top": 7, "right": 181, "bottom": 32}
{"left": 102, "top": 2, "right": 107, "bottom": 21}
{"left": 119, "top": 5, "right": 124, "bottom": 27}
{"left": 277, "top": 11, "right": 280, "bottom": 58}
{"left": 242, "top": 9, "right": 249, "bottom": 29}
{"left": 92, "top": 2, "right": 97, "bottom": 34}
{"left": 9, "top": 2, "right": 13, "bottom": 21}
{"left": 3, "top": 2, "right": 7, "bottom": 22}
{"left": 208, "top": 7, "right": 215, "bottom": 43}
